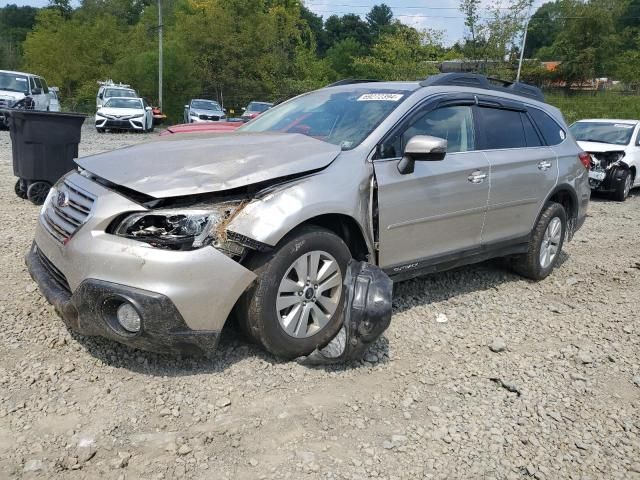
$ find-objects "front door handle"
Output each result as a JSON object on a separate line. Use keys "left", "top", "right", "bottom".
{"left": 538, "top": 161, "right": 552, "bottom": 171}
{"left": 468, "top": 171, "right": 488, "bottom": 184}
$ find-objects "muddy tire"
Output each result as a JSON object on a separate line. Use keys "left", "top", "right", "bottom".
{"left": 511, "top": 202, "right": 567, "bottom": 281}
{"left": 612, "top": 170, "right": 632, "bottom": 202}
{"left": 237, "top": 226, "right": 351, "bottom": 359}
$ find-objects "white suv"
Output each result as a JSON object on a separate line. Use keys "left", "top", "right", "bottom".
{"left": 0, "top": 70, "right": 51, "bottom": 124}
{"left": 97, "top": 81, "right": 138, "bottom": 109}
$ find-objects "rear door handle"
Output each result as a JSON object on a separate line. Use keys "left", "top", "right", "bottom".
{"left": 468, "top": 171, "right": 488, "bottom": 184}
{"left": 538, "top": 161, "right": 552, "bottom": 171}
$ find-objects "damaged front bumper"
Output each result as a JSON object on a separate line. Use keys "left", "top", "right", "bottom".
{"left": 587, "top": 152, "right": 630, "bottom": 192}
{"left": 26, "top": 244, "right": 219, "bottom": 355}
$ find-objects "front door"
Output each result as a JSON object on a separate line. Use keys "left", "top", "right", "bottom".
{"left": 374, "top": 103, "right": 490, "bottom": 270}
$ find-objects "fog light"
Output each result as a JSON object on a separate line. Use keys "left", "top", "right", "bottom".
{"left": 116, "top": 303, "right": 141, "bottom": 333}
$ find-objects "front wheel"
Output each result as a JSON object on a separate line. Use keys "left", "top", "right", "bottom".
{"left": 237, "top": 226, "right": 351, "bottom": 358}
{"left": 511, "top": 202, "right": 567, "bottom": 281}
{"left": 612, "top": 170, "right": 632, "bottom": 202}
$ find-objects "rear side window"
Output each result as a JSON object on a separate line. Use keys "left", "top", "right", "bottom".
{"left": 529, "top": 108, "right": 565, "bottom": 145}
{"left": 39, "top": 77, "right": 49, "bottom": 94}
{"left": 477, "top": 107, "right": 528, "bottom": 149}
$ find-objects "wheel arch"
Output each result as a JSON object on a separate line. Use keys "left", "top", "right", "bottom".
{"left": 539, "top": 184, "right": 579, "bottom": 239}
{"left": 291, "top": 214, "right": 371, "bottom": 262}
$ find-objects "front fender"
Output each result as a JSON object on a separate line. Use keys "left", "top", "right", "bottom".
{"left": 226, "top": 169, "right": 373, "bottom": 250}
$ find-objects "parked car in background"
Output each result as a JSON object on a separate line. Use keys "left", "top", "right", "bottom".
{"left": 95, "top": 97, "right": 154, "bottom": 133}
{"left": 241, "top": 101, "right": 273, "bottom": 122}
{"left": 570, "top": 119, "right": 640, "bottom": 201}
{"left": 48, "top": 87, "right": 60, "bottom": 112}
{"left": 97, "top": 81, "right": 138, "bottom": 109}
{"left": 184, "top": 99, "right": 226, "bottom": 123}
{"left": 28, "top": 74, "right": 589, "bottom": 360}
{"left": 0, "top": 69, "right": 51, "bottom": 125}
{"left": 160, "top": 120, "right": 243, "bottom": 136}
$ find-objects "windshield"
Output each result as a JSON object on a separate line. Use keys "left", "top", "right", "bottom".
{"left": 240, "top": 89, "right": 410, "bottom": 150}
{"left": 570, "top": 122, "right": 635, "bottom": 146}
{"left": 104, "top": 98, "right": 142, "bottom": 109}
{"left": 105, "top": 88, "right": 136, "bottom": 99}
{"left": 191, "top": 100, "right": 220, "bottom": 110}
{"left": 247, "top": 102, "right": 272, "bottom": 113}
{"left": 0, "top": 72, "right": 29, "bottom": 94}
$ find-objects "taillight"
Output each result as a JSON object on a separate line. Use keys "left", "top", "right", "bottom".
{"left": 578, "top": 152, "right": 591, "bottom": 169}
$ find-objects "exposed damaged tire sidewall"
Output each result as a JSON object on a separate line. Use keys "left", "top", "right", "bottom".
{"left": 513, "top": 202, "right": 567, "bottom": 281}
{"left": 239, "top": 226, "right": 351, "bottom": 359}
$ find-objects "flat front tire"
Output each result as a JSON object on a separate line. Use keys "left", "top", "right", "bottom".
{"left": 512, "top": 202, "right": 567, "bottom": 281}
{"left": 237, "top": 226, "right": 351, "bottom": 359}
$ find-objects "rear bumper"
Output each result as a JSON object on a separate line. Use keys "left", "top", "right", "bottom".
{"left": 26, "top": 244, "right": 220, "bottom": 355}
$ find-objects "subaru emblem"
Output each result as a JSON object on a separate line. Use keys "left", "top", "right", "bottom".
{"left": 56, "top": 191, "right": 69, "bottom": 208}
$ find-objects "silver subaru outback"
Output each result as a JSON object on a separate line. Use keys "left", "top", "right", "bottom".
{"left": 27, "top": 74, "right": 590, "bottom": 358}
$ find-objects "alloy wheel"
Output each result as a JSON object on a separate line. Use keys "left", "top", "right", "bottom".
{"left": 624, "top": 174, "right": 632, "bottom": 198}
{"left": 276, "top": 250, "right": 342, "bottom": 339}
{"left": 539, "top": 217, "right": 562, "bottom": 269}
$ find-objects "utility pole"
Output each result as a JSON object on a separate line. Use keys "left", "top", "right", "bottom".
{"left": 516, "top": 2, "right": 533, "bottom": 83}
{"left": 158, "top": 0, "right": 163, "bottom": 111}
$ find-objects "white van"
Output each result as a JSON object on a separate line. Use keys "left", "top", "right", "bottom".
{"left": 0, "top": 70, "right": 51, "bottom": 124}
{"left": 96, "top": 80, "right": 138, "bottom": 109}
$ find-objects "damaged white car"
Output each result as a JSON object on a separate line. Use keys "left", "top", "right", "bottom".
{"left": 570, "top": 119, "right": 640, "bottom": 201}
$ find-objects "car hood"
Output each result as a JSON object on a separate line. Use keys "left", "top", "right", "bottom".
{"left": 190, "top": 108, "right": 224, "bottom": 116}
{"left": 76, "top": 132, "right": 342, "bottom": 198}
{"left": 577, "top": 140, "right": 628, "bottom": 153}
{"left": 98, "top": 107, "right": 143, "bottom": 117}
{"left": 0, "top": 90, "right": 26, "bottom": 103}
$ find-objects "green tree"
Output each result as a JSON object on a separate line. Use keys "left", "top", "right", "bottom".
{"left": 325, "top": 13, "right": 372, "bottom": 49}
{"left": 325, "top": 38, "right": 366, "bottom": 79}
{"left": 353, "top": 27, "right": 443, "bottom": 80}
{"left": 366, "top": 4, "right": 393, "bottom": 38}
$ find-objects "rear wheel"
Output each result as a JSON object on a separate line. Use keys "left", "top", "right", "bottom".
{"left": 612, "top": 170, "right": 632, "bottom": 202}
{"left": 96, "top": 128, "right": 105, "bottom": 133}
{"left": 237, "top": 226, "right": 351, "bottom": 358}
{"left": 511, "top": 202, "right": 567, "bottom": 281}
{"left": 26, "top": 181, "right": 51, "bottom": 206}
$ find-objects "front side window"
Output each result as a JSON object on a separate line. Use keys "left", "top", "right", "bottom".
{"left": 569, "top": 121, "right": 635, "bottom": 146}
{"left": 104, "top": 98, "right": 142, "bottom": 109}
{"left": 241, "top": 89, "right": 411, "bottom": 150}
{"left": 40, "top": 78, "right": 49, "bottom": 94}
{"left": 0, "top": 72, "right": 29, "bottom": 93}
{"left": 381, "top": 105, "right": 475, "bottom": 158}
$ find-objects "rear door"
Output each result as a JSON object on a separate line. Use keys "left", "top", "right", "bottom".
{"left": 476, "top": 100, "right": 558, "bottom": 243}
{"left": 374, "top": 97, "right": 490, "bottom": 269}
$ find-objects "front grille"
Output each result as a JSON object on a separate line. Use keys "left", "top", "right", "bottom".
{"left": 41, "top": 179, "right": 96, "bottom": 244}
{"left": 0, "top": 99, "right": 12, "bottom": 108}
{"left": 36, "top": 247, "right": 71, "bottom": 294}
{"left": 199, "top": 114, "right": 221, "bottom": 121}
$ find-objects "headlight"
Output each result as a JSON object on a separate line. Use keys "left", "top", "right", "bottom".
{"left": 131, "top": 113, "right": 144, "bottom": 119}
{"left": 96, "top": 112, "right": 105, "bottom": 118}
{"left": 113, "top": 203, "right": 246, "bottom": 255}
{"left": 190, "top": 111, "right": 199, "bottom": 117}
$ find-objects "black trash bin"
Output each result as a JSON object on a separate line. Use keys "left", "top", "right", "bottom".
{"left": 4, "top": 109, "right": 86, "bottom": 205}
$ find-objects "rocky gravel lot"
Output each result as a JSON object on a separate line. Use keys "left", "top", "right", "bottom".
{"left": 1, "top": 124, "right": 639, "bottom": 479}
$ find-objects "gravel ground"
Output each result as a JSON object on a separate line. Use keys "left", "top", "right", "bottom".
{"left": 0, "top": 124, "right": 639, "bottom": 480}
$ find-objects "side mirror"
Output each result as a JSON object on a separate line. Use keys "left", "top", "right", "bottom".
{"left": 145, "top": 106, "right": 152, "bottom": 111}
{"left": 241, "top": 107, "right": 246, "bottom": 111}
{"left": 184, "top": 104, "right": 189, "bottom": 108}
{"left": 397, "top": 135, "right": 447, "bottom": 175}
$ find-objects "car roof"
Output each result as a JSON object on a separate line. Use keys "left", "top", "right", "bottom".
{"left": 248, "top": 101, "right": 274, "bottom": 105}
{"left": 0, "top": 69, "right": 41, "bottom": 77}
{"left": 192, "top": 98, "right": 219, "bottom": 102}
{"left": 103, "top": 97, "right": 142, "bottom": 102}
{"left": 574, "top": 119, "right": 639, "bottom": 124}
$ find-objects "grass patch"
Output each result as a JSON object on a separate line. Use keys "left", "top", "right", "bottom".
{"left": 545, "top": 91, "right": 640, "bottom": 124}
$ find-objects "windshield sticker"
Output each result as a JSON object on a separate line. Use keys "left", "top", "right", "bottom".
{"left": 357, "top": 93, "right": 404, "bottom": 102}
{"left": 614, "top": 124, "right": 634, "bottom": 129}
{"left": 15, "top": 78, "right": 27, "bottom": 82}
{"left": 559, "top": 130, "right": 566, "bottom": 140}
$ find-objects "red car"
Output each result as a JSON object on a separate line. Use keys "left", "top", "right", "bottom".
{"left": 160, "top": 120, "right": 243, "bottom": 136}
{"left": 241, "top": 101, "right": 273, "bottom": 122}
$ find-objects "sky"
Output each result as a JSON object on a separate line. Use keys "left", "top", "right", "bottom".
{"left": 1, "top": 0, "right": 548, "bottom": 45}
